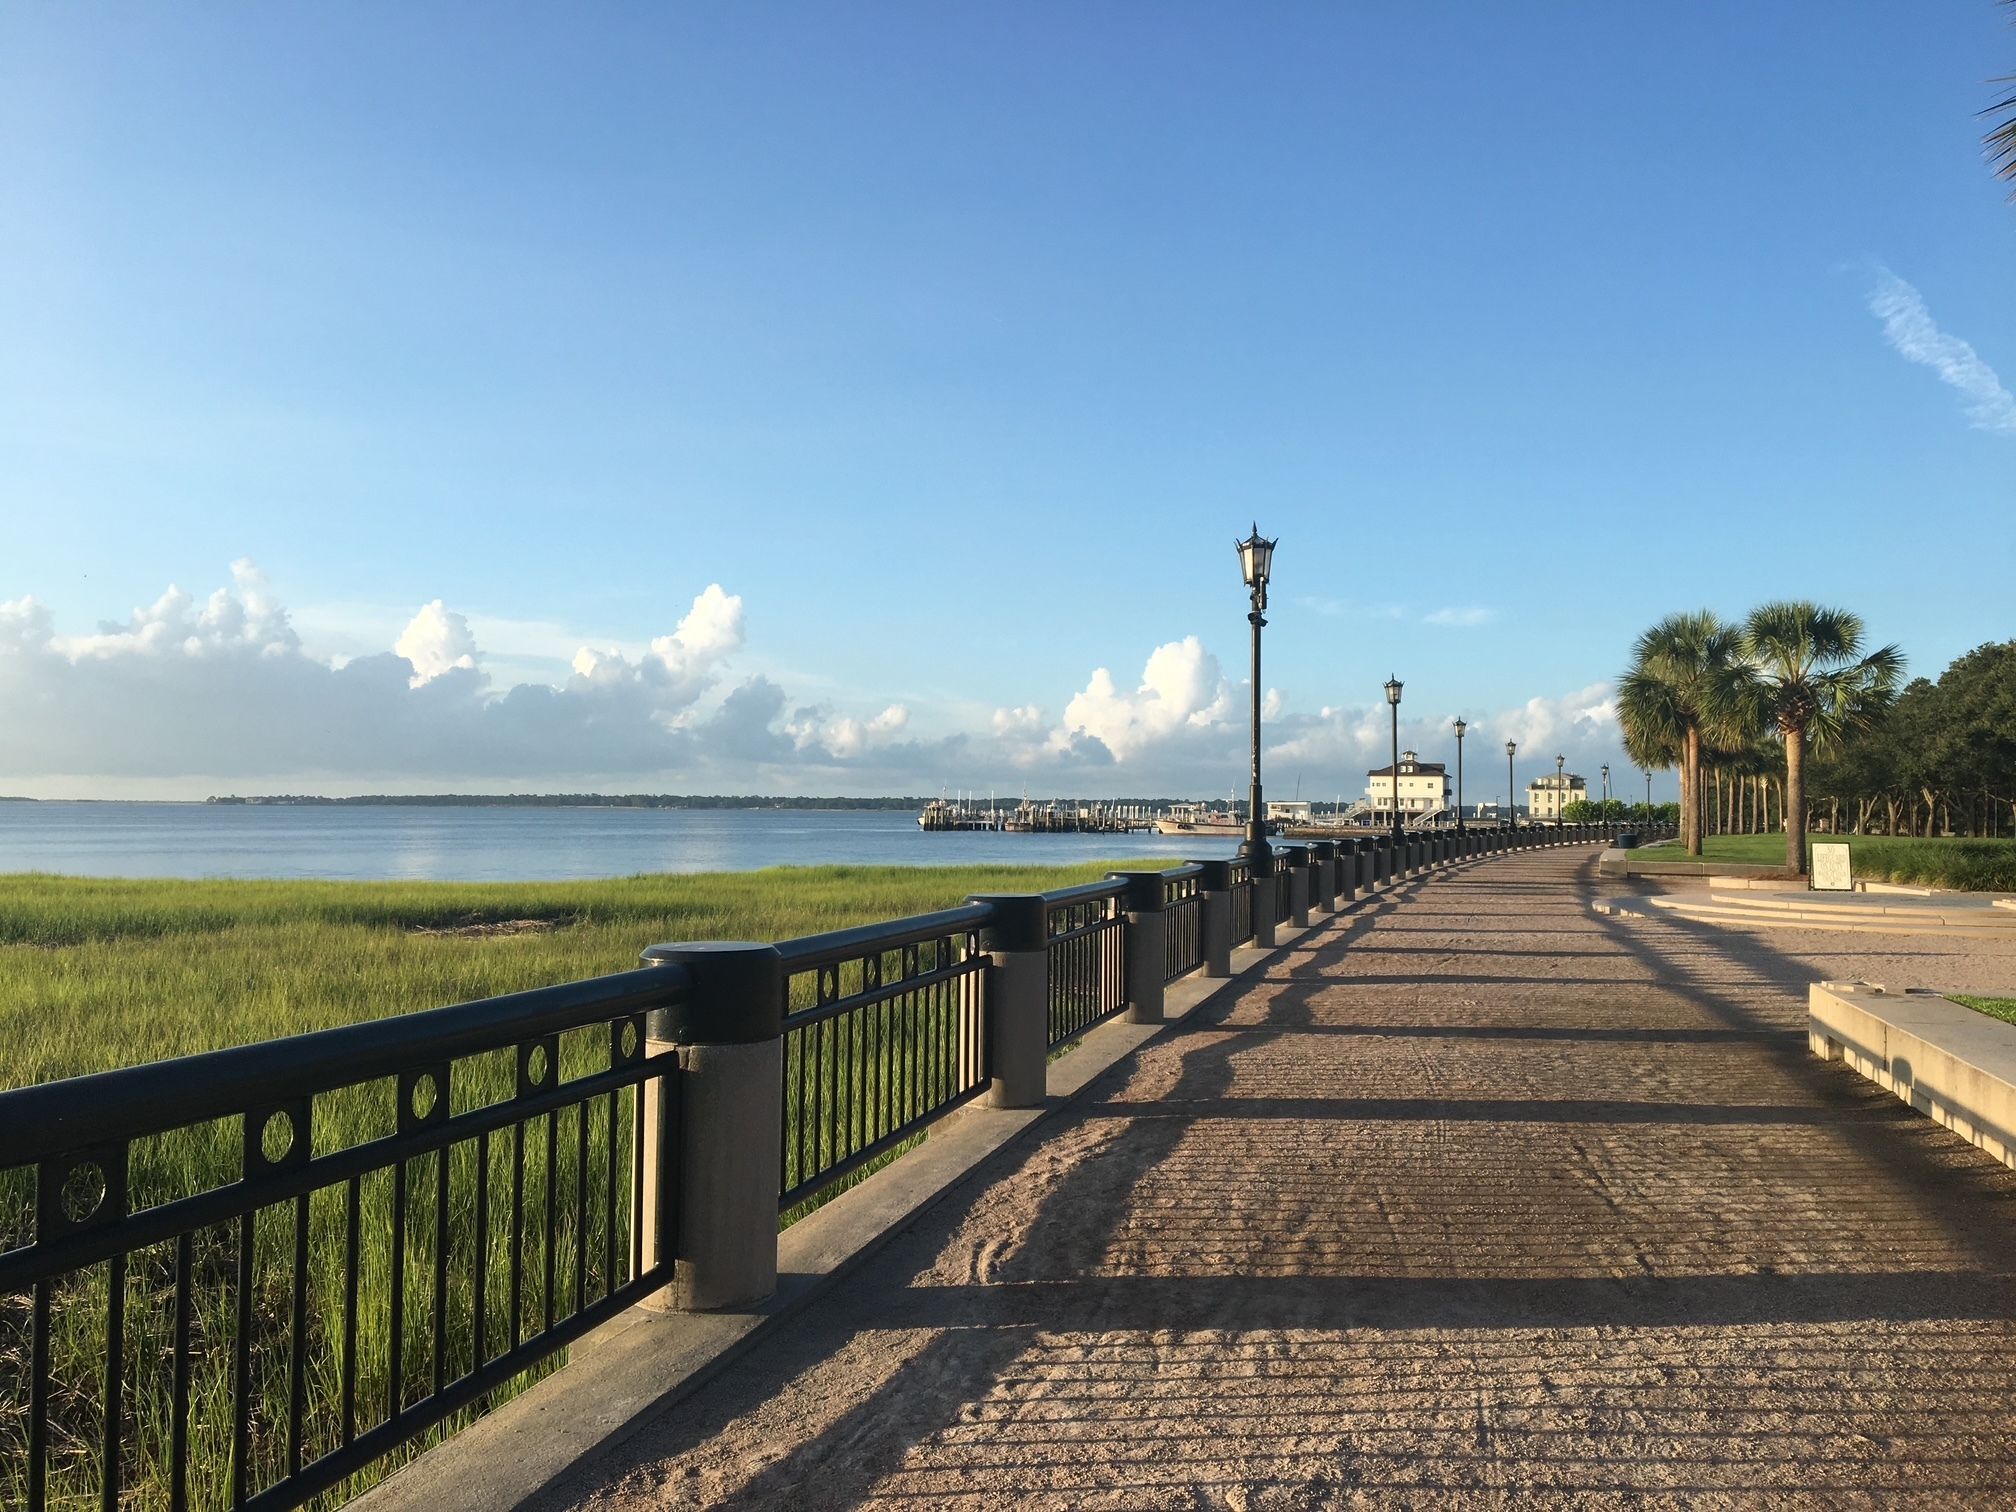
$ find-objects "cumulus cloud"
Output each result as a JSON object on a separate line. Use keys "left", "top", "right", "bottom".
{"left": 1055, "top": 636, "right": 1236, "bottom": 763}
{"left": 0, "top": 566, "right": 916, "bottom": 787}
{"left": 1868, "top": 268, "right": 2016, "bottom": 435}
{"left": 1, "top": 565, "right": 1654, "bottom": 802}
{"left": 394, "top": 601, "right": 479, "bottom": 686}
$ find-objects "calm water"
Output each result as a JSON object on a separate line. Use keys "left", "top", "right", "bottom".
{"left": 0, "top": 803, "right": 1238, "bottom": 882}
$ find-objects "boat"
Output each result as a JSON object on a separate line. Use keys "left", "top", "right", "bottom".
{"left": 1153, "top": 802, "right": 1267, "bottom": 837}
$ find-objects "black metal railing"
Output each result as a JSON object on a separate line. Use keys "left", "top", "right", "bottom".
{"left": 1228, "top": 861, "right": 1255, "bottom": 945}
{"left": 1043, "top": 882, "right": 1126, "bottom": 1048}
{"left": 1162, "top": 866, "right": 1204, "bottom": 983}
{"left": 776, "top": 908, "right": 989, "bottom": 1210}
{"left": 2, "top": 830, "right": 1663, "bottom": 1508}
{"left": 0, "top": 968, "right": 684, "bottom": 1512}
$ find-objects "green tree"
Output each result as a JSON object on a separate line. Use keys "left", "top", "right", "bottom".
{"left": 1730, "top": 602, "right": 1901, "bottom": 873}
{"left": 1617, "top": 611, "right": 1742, "bottom": 856}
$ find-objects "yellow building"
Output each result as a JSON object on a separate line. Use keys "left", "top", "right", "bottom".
{"left": 1527, "top": 771, "right": 1588, "bottom": 820}
{"left": 1365, "top": 751, "right": 1451, "bottom": 820}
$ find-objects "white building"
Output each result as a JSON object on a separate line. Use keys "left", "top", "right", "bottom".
{"left": 1527, "top": 771, "right": 1588, "bottom": 820}
{"left": 1366, "top": 751, "right": 1451, "bottom": 820}
{"left": 1266, "top": 800, "right": 1314, "bottom": 825}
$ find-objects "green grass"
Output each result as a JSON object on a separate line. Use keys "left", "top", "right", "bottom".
{"left": 1686, "top": 833, "right": 2016, "bottom": 891}
{"left": 0, "top": 860, "right": 1167, "bottom": 1510}
{"left": 1952, "top": 996, "right": 2016, "bottom": 1027}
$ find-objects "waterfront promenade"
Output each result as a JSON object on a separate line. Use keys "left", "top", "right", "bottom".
{"left": 527, "top": 845, "right": 2016, "bottom": 1507}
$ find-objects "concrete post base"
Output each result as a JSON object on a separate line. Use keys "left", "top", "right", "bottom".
{"left": 1124, "top": 908, "right": 1167, "bottom": 1024}
{"left": 985, "top": 948, "right": 1047, "bottom": 1108}
{"left": 664, "top": 1037, "right": 781, "bottom": 1312}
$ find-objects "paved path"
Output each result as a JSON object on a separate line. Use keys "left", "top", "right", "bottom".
{"left": 560, "top": 849, "right": 2016, "bottom": 1508}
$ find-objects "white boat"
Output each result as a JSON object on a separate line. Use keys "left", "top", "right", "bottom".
{"left": 1153, "top": 802, "right": 1258, "bottom": 837}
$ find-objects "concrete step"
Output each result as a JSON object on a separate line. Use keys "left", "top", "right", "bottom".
{"left": 1694, "top": 893, "right": 2015, "bottom": 927}
{"left": 1630, "top": 894, "right": 2016, "bottom": 939}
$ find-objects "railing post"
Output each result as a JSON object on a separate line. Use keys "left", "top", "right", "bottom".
{"left": 1251, "top": 851, "right": 1278, "bottom": 947}
{"left": 639, "top": 941, "right": 784, "bottom": 1312}
{"left": 968, "top": 894, "right": 1048, "bottom": 1109}
{"left": 1278, "top": 844, "right": 1311, "bottom": 929}
{"left": 1309, "top": 839, "right": 1337, "bottom": 913}
{"left": 1196, "top": 859, "right": 1234, "bottom": 976}
{"left": 1112, "top": 872, "right": 1168, "bottom": 1024}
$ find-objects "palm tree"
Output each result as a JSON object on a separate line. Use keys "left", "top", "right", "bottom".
{"left": 1988, "top": 1, "right": 2016, "bottom": 187}
{"left": 1617, "top": 611, "right": 1742, "bottom": 856}
{"left": 1730, "top": 602, "right": 1902, "bottom": 875}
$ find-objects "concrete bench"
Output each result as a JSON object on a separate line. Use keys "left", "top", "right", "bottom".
{"left": 1809, "top": 981, "right": 2016, "bottom": 1169}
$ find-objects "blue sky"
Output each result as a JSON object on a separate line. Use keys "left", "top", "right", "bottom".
{"left": 2, "top": 3, "right": 2011, "bottom": 800}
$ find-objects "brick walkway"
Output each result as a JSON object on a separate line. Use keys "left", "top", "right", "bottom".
{"left": 559, "top": 848, "right": 2016, "bottom": 1508}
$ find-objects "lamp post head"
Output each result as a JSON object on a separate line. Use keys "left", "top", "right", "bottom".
{"left": 1505, "top": 739, "right": 1517, "bottom": 757}
{"left": 1384, "top": 675, "right": 1403, "bottom": 707}
{"left": 1601, "top": 764, "right": 1609, "bottom": 779}
{"left": 1452, "top": 717, "right": 1467, "bottom": 740}
{"left": 1235, "top": 525, "right": 1277, "bottom": 593}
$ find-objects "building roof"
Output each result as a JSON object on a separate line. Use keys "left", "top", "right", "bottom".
{"left": 1367, "top": 761, "right": 1448, "bottom": 778}
{"left": 1527, "top": 773, "right": 1587, "bottom": 788}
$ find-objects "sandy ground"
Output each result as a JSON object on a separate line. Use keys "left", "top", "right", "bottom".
{"left": 548, "top": 849, "right": 2016, "bottom": 1509}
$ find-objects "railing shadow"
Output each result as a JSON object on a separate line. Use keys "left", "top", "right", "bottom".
{"left": 539, "top": 845, "right": 2016, "bottom": 1509}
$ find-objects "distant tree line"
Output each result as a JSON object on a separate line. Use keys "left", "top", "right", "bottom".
{"left": 204, "top": 793, "right": 931, "bottom": 809}
{"left": 1805, "top": 640, "right": 2016, "bottom": 840}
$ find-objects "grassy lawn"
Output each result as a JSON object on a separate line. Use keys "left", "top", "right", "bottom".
{"left": 0, "top": 860, "right": 1170, "bottom": 1510}
{"left": 1952, "top": 996, "right": 2016, "bottom": 1027}
{"left": 1688, "top": 833, "right": 2016, "bottom": 891}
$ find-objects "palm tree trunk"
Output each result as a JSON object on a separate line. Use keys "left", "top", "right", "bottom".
{"left": 1683, "top": 726, "right": 1703, "bottom": 855}
{"left": 1782, "top": 738, "right": 1804, "bottom": 871}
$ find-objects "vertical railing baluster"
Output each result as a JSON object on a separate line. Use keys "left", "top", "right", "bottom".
{"left": 102, "top": 1250, "right": 125, "bottom": 1512}
{"left": 171, "top": 1232, "right": 193, "bottom": 1512}
{"left": 29, "top": 1277, "right": 49, "bottom": 1512}
{"left": 341, "top": 1177, "right": 360, "bottom": 1446}
{"left": 601, "top": 1094, "right": 617, "bottom": 1296}
{"left": 543, "top": 1109, "right": 558, "bottom": 1336}
{"left": 574, "top": 1099, "right": 590, "bottom": 1316}
{"left": 232, "top": 1209, "right": 254, "bottom": 1508}
{"left": 510, "top": 1122, "right": 526, "bottom": 1349}
{"left": 628, "top": 1089, "right": 644, "bottom": 1279}
{"left": 288, "top": 1190, "right": 310, "bottom": 1478}
{"left": 432, "top": 1144, "right": 450, "bottom": 1392}
{"left": 474, "top": 1129, "right": 490, "bottom": 1367}
{"left": 388, "top": 1159, "right": 407, "bottom": 1422}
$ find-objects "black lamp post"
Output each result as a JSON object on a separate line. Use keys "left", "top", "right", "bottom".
{"left": 1235, "top": 525, "right": 1277, "bottom": 866}
{"left": 1646, "top": 769, "right": 1653, "bottom": 817}
{"left": 1601, "top": 763, "right": 1610, "bottom": 817}
{"left": 1555, "top": 753, "right": 1566, "bottom": 826}
{"left": 1385, "top": 676, "right": 1404, "bottom": 840}
{"left": 1452, "top": 717, "right": 1467, "bottom": 833}
{"left": 1505, "top": 739, "right": 1517, "bottom": 828}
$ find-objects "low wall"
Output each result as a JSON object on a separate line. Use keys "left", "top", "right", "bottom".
{"left": 1597, "top": 847, "right": 1800, "bottom": 883}
{"left": 1809, "top": 981, "right": 2016, "bottom": 1169}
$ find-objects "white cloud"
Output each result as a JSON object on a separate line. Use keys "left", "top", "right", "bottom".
{"left": 0, "top": 566, "right": 927, "bottom": 788}
{"left": 1056, "top": 636, "right": 1236, "bottom": 763}
{"left": 1492, "top": 680, "right": 1618, "bottom": 754}
{"left": 1, "top": 566, "right": 1658, "bottom": 804}
{"left": 1423, "top": 605, "right": 1494, "bottom": 628}
{"left": 1868, "top": 268, "right": 2016, "bottom": 435}
{"left": 394, "top": 600, "right": 479, "bottom": 687}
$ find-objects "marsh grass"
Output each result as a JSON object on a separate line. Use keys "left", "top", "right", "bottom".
{"left": 0, "top": 860, "right": 1157, "bottom": 1509}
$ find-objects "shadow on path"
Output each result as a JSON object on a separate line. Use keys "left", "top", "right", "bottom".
{"left": 551, "top": 848, "right": 2016, "bottom": 1510}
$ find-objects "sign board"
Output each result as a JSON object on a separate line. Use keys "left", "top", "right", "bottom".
{"left": 1810, "top": 842, "right": 1853, "bottom": 892}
